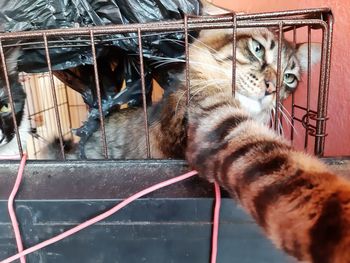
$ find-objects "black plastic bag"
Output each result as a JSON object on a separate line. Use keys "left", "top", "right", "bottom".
{"left": 0, "top": 0, "right": 202, "bottom": 155}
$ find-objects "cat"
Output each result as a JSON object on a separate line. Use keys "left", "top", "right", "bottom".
{"left": 78, "top": 27, "right": 320, "bottom": 159}
{"left": 0, "top": 49, "right": 29, "bottom": 156}
{"left": 185, "top": 81, "right": 350, "bottom": 263}
{"left": 74, "top": 25, "right": 350, "bottom": 263}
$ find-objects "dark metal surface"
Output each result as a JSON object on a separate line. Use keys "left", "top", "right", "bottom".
{"left": 0, "top": 155, "right": 343, "bottom": 262}
{"left": 0, "top": 160, "right": 215, "bottom": 199}
{"left": 0, "top": 157, "right": 341, "bottom": 200}
{"left": 0, "top": 199, "right": 290, "bottom": 263}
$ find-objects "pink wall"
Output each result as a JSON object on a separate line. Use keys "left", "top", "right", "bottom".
{"left": 213, "top": 0, "right": 350, "bottom": 157}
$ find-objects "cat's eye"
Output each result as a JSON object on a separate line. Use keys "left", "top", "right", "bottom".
{"left": 284, "top": 73, "right": 296, "bottom": 84}
{"left": 251, "top": 39, "right": 265, "bottom": 59}
{"left": 0, "top": 104, "right": 11, "bottom": 113}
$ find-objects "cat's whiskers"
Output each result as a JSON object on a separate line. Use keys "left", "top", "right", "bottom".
{"left": 189, "top": 80, "right": 226, "bottom": 103}
{"left": 189, "top": 61, "right": 228, "bottom": 74}
{"left": 190, "top": 78, "right": 227, "bottom": 92}
{"left": 270, "top": 105, "right": 298, "bottom": 137}
{"left": 279, "top": 107, "right": 293, "bottom": 129}
{"left": 148, "top": 38, "right": 232, "bottom": 76}
{"left": 174, "top": 78, "right": 226, "bottom": 109}
{"left": 150, "top": 56, "right": 228, "bottom": 75}
{"left": 174, "top": 78, "right": 228, "bottom": 115}
{"left": 149, "top": 56, "right": 184, "bottom": 63}
{"left": 279, "top": 103, "right": 293, "bottom": 119}
{"left": 160, "top": 38, "right": 231, "bottom": 67}
{"left": 150, "top": 57, "right": 185, "bottom": 68}
{"left": 278, "top": 103, "right": 298, "bottom": 135}
{"left": 190, "top": 78, "right": 226, "bottom": 87}
{"left": 189, "top": 36, "right": 232, "bottom": 67}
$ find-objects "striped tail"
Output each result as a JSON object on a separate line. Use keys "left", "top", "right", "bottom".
{"left": 186, "top": 96, "right": 350, "bottom": 263}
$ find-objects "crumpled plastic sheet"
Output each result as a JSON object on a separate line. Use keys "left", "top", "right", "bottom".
{"left": 0, "top": 0, "right": 202, "bottom": 156}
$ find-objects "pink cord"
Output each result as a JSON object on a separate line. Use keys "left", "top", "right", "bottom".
{"left": 1, "top": 170, "right": 198, "bottom": 263}
{"left": 5, "top": 154, "right": 27, "bottom": 263}
{"left": 211, "top": 182, "right": 221, "bottom": 263}
{"left": 0, "top": 155, "right": 21, "bottom": 160}
{"left": 3, "top": 167, "right": 222, "bottom": 263}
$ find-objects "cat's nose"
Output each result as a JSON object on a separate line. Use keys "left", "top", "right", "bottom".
{"left": 264, "top": 80, "right": 276, "bottom": 96}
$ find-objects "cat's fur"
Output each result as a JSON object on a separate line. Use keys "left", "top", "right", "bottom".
{"left": 0, "top": 49, "right": 28, "bottom": 156}
{"left": 80, "top": 27, "right": 319, "bottom": 159}
{"left": 185, "top": 88, "right": 350, "bottom": 263}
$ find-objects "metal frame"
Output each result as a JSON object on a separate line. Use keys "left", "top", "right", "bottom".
{"left": 0, "top": 8, "right": 334, "bottom": 160}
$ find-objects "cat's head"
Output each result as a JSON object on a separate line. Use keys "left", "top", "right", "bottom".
{"left": 0, "top": 48, "right": 26, "bottom": 148}
{"left": 189, "top": 27, "right": 321, "bottom": 123}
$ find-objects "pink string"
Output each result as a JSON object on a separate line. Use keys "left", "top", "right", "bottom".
{"left": 1, "top": 170, "right": 198, "bottom": 263}
{"left": 0, "top": 155, "right": 21, "bottom": 160}
{"left": 3, "top": 165, "right": 222, "bottom": 263}
{"left": 4, "top": 154, "right": 27, "bottom": 263}
{"left": 211, "top": 182, "right": 221, "bottom": 263}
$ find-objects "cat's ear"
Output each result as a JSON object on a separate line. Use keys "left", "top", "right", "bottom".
{"left": 199, "top": 1, "right": 249, "bottom": 44}
{"left": 1, "top": 48, "right": 21, "bottom": 75}
{"left": 296, "top": 43, "right": 321, "bottom": 72}
{"left": 200, "top": 0, "right": 231, "bottom": 15}
{"left": 197, "top": 1, "right": 232, "bottom": 45}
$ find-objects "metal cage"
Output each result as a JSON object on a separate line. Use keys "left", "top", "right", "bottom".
{"left": 0, "top": 7, "right": 333, "bottom": 160}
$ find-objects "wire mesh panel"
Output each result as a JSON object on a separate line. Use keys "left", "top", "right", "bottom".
{"left": 0, "top": 8, "right": 333, "bottom": 161}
